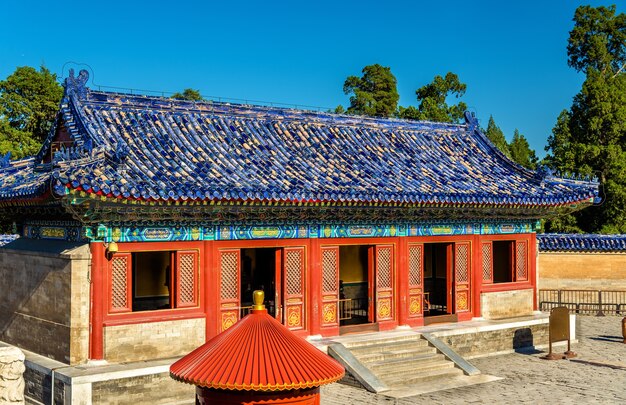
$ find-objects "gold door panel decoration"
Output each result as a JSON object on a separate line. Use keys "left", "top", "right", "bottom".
{"left": 321, "top": 247, "right": 339, "bottom": 327}
{"left": 375, "top": 245, "right": 394, "bottom": 321}
{"left": 219, "top": 249, "right": 240, "bottom": 331}
{"left": 454, "top": 242, "right": 471, "bottom": 313}
{"left": 322, "top": 303, "right": 337, "bottom": 324}
{"left": 408, "top": 243, "right": 424, "bottom": 318}
{"left": 283, "top": 247, "right": 305, "bottom": 330}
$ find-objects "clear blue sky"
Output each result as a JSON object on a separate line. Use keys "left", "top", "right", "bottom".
{"left": 1, "top": 0, "right": 623, "bottom": 157}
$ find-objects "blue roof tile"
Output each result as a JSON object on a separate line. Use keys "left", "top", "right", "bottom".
{"left": 0, "top": 70, "right": 599, "bottom": 210}
{"left": 538, "top": 234, "right": 626, "bottom": 252}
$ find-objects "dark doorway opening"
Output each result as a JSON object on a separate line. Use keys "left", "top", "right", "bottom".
{"left": 424, "top": 243, "right": 453, "bottom": 318}
{"left": 132, "top": 251, "right": 172, "bottom": 311}
{"left": 339, "top": 245, "right": 372, "bottom": 327}
{"left": 241, "top": 248, "right": 277, "bottom": 317}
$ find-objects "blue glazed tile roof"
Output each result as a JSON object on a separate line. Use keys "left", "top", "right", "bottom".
{"left": 0, "top": 235, "right": 18, "bottom": 247}
{"left": 0, "top": 70, "right": 600, "bottom": 209}
{"left": 538, "top": 234, "right": 626, "bottom": 252}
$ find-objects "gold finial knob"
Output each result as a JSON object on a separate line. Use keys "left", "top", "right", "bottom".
{"left": 252, "top": 290, "right": 265, "bottom": 310}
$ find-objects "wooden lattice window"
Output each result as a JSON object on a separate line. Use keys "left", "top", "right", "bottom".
{"left": 285, "top": 249, "right": 303, "bottom": 295}
{"left": 489, "top": 240, "right": 529, "bottom": 284}
{"left": 177, "top": 251, "right": 198, "bottom": 308}
{"left": 108, "top": 250, "right": 199, "bottom": 314}
{"left": 482, "top": 243, "right": 492, "bottom": 283}
{"left": 408, "top": 245, "right": 423, "bottom": 286}
{"left": 376, "top": 247, "right": 392, "bottom": 289}
{"left": 220, "top": 251, "right": 239, "bottom": 300}
{"left": 455, "top": 244, "right": 469, "bottom": 284}
{"left": 110, "top": 254, "right": 131, "bottom": 313}
{"left": 515, "top": 241, "right": 528, "bottom": 281}
{"left": 322, "top": 248, "right": 338, "bottom": 293}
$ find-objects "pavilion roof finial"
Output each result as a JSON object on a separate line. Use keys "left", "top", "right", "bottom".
{"left": 252, "top": 290, "right": 265, "bottom": 311}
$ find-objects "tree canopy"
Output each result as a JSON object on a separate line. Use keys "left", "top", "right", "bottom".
{"left": 509, "top": 129, "right": 538, "bottom": 170}
{"left": 399, "top": 72, "right": 467, "bottom": 123}
{"left": 0, "top": 66, "right": 63, "bottom": 159}
{"left": 483, "top": 115, "right": 510, "bottom": 157}
{"left": 342, "top": 64, "right": 399, "bottom": 117}
{"left": 171, "top": 88, "right": 203, "bottom": 101}
{"left": 545, "top": 4, "right": 626, "bottom": 233}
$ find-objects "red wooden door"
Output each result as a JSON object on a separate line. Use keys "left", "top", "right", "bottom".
{"left": 218, "top": 249, "right": 240, "bottom": 331}
{"left": 368, "top": 247, "right": 375, "bottom": 323}
{"left": 446, "top": 244, "right": 454, "bottom": 314}
{"left": 375, "top": 245, "right": 394, "bottom": 321}
{"left": 320, "top": 246, "right": 340, "bottom": 328}
{"left": 407, "top": 243, "right": 424, "bottom": 318}
{"left": 454, "top": 242, "right": 471, "bottom": 313}
{"left": 282, "top": 247, "right": 305, "bottom": 330}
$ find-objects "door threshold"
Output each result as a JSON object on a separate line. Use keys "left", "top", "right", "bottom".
{"left": 423, "top": 314, "right": 458, "bottom": 326}
{"left": 339, "top": 323, "right": 379, "bottom": 335}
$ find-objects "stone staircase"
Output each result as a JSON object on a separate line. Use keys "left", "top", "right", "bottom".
{"left": 342, "top": 334, "right": 465, "bottom": 388}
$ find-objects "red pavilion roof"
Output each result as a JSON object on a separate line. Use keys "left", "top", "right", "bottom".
{"left": 170, "top": 293, "right": 344, "bottom": 391}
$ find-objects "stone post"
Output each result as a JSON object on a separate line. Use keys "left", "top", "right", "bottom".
{"left": 0, "top": 346, "right": 25, "bottom": 405}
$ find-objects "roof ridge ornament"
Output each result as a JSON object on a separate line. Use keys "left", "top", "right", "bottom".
{"left": 464, "top": 111, "right": 479, "bottom": 132}
{"left": 64, "top": 69, "right": 89, "bottom": 99}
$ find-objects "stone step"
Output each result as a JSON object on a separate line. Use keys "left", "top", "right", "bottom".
{"left": 342, "top": 334, "right": 422, "bottom": 350}
{"left": 355, "top": 345, "right": 437, "bottom": 364}
{"left": 368, "top": 352, "right": 446, "bottom": 373}
{"left": 357, "top": 346, "right": 437, "bottom": 367}
{"left": 372, "top": 358, "right": 454, "bottom": 379}
{"left": 383, "top": 366, "right": 465, "bottom": 387}
{"left": 347, "top": 338, "right": 428, "bottom": 356}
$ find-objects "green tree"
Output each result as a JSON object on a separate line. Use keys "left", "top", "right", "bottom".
{"left": 343, "top": 64, "right": 399, "bottom": 117}
{"left": 545, "top": 5, "right": 626, "bottom": 233}
{"left": 509, "top": 129, "right": 538, "bottom": 170}
{"left": 171, "top": 88, "right": 203, "bottom": 101}
{"left": 0, "top": 66, "right": 63, "bottom": 158}
{"left": 482, "top": 115, "right": 510, "bottom": 157}
{"left": 399, "top": 72, "right": 467, "bottom": 123}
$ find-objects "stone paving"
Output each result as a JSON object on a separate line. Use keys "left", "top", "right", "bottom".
{"left": 321, "top": 315, "right": 626, "bottom": 404}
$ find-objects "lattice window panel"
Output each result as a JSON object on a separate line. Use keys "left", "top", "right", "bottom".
{"left": 322, "top": 249, "right": 338, "bottom": 293}
{"left": 516, "top": 242, "right": 528, "bottom": 280}
{"left": 178, "top": 253, "right": 196, "bottom": 304}
{"left": 408, "top": 245, "right": 423, "bottom": 286}
{"left": 220, "top": 251, "right": 239, "bottom": 300}
{"left": 482, "top": 243, "right": 492, "bottom": 282}
{"left": 376, "top": 248, "right": 392, "bottom": 289}
{"left": 285, "top": 249, "right": 303, "bottom": 295}
{"left": 455, "top": 244, "right": 469, "bottom": 283}
{"left": 111, "top": 256, "right": 128, "bottom": 310}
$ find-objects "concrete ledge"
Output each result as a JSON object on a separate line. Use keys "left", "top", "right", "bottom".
{"left": 421, "top": 333, "right": 480, "bottom": 376}
{"left": 327, "top": 344, "right": 389, "bottom": 393}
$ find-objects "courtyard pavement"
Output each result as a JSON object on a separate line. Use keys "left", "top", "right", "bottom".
{"left": 321, "top": 315, "right": 626, "bottom": 404}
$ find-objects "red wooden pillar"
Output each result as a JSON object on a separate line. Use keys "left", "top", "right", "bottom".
{"left": 472, "top": 235, "right": 483, "bottom": 318}
{"left": 90, "top": 242, "right": 105, "bottom": 360}
{"left": 309, "top": 239, "right": 321, "bottom": 336}
{"left": 397, "top": 237, "right": 409, "bottom": 326}
{"left": 204, "top": 240, "right": 218, "bottom": 340}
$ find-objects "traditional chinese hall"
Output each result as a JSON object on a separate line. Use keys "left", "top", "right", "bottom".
{"left": 0, "top": 70, "right": 599, "bottom": 402}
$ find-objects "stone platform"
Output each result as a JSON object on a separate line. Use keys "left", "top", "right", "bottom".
{"left": 11, "top": 313, "right": 565, "bottom": 404}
